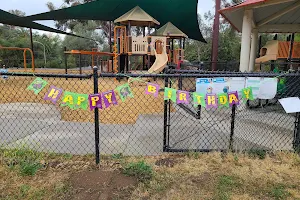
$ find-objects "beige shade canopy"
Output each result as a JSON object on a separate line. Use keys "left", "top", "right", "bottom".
{"left": 219, "top": 0, "right": 300, "bottom": 33}
{"left": 152, "top": 22, "right": 188, "bottom": 38}
{"left": 114, "top": 6, "right": 160, "bottom": 27}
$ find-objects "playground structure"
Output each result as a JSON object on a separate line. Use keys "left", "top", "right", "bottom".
{"left": 255, "top": 40, "right": 300, "bottom": 70}
{"left": 0, "top": 46, "right": 35, "bottom": 71}
{"left": 64, "top": 49, "right": 114, "bottom": 73}
{"left": 111, "top": 6, "right": 187, "bottom": 74}
{"left": 63, "top": 6, "right": 187, "bottom": 75}
{"left": 1, "top": 5, "right": 188, "bottom": 75}
{"left": 256, "top": 40, "right": 300, "bottom": 62}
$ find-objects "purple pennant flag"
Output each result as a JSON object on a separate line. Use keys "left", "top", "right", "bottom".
{"left": 89, "top": 94, "right": 102, "bottom": 111}
{"left": 177, "top": 90, "right": 190, "bottom": 104}
{"left": 102, "top": 90, "right": 118, "bottom": 108}
{"left": 145, "top": 83, "right": 160, "bottom": 97}
{"left": 43, "top": 85, "right": 63, "bottom": 104}
{"left": 206, "top": 93, "right": 218, "bottom": 109}
{"left": 228, "top": 91, "right": 240, "bottom": 107}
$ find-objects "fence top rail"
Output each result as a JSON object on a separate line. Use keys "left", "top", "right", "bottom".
{"left": 0, "top": 72, "right": 92, "bottom": 79}
{"left": 169, "top": 69, "right": 247, "bottom": 74}
{"left": 99, "top": 72, "right": 300, "bottom": 78}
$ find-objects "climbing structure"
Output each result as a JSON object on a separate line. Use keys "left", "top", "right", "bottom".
{"left": 111, "top": 6, "right": 188, "bottom": 74}
{"left": 152, "top": 22, "right": 188, "bottom": 68}
{"left": 113, "top": 26, "right": 127, "bottom": 74}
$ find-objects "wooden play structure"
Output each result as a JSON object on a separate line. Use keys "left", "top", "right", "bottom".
{"left": 0, "top": 46, "right": 35, "bottom": 71}
{"left": 65, "top": 6, "right": 187, "bottom": 74}
{"left": 255, "top": 40, "right": 300, "bottom": 70}
{"left": 256, "top": 40, "right": 300, "bottom": 63}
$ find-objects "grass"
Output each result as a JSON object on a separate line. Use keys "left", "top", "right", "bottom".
{"left": 216, "top": 175, "right": 240, "bottom": 200}
{"left": 269, "top": 184, "right": 291, "bottom": 200}
{"left": 123, "top": 160, "right": 154, "bottom": 182}
{"left": 1, "top": 149, "right": 300, "bottom": 199}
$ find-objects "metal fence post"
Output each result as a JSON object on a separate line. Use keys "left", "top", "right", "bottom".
{"left": 64, "top": 47, "right": 68, "bottom": 80}
{"left": 79, "top": 54, "right": 82, "bottom": 80}
{"left": 163, "top": 68, "right": 169, "bottom": 152}
{"left": 229, "top": 104, "right": 236, "bottom": 151}
{"left": 178, "top": 74, "right": 183, "bottom": 90}
{"left": 293, "top": 112, "right": 300, "bottom": 152}
{"left": 93, "top": 66, "right": 100, "bottom": 164}
{"left": 196, "top": 105, "right": 201, "bottom": 120}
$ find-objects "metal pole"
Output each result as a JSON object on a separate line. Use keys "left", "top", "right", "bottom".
{"left": 163, "top": 67, "right": 169, "bottom": 152}
{"left": 196, "top": 105, "right": 201, "bottom": 120}
{"left": 288, "top": 33, "right": 295, "bottom": 68}
{"left": 257, "top": 35, "right": 262, "bottom": 58}
{"left": 143, "top": 27, "right": 146, "bottom": 69}
{"left": 128, "top": 21, "right": 131, "bottom": 73}
{"left": 148, "top": 22, "right": 151, "bottom": 69}
{"left": 64, "top": 47, "right": 68, "bottom": 79}
{"left": 79, "top": 53, "right": 82, "bottom": 77}
{"left": 171, "top": 39, "right": 174, "bottom": 64}
{"left": 33, "top": 41, "right": 46, "bottom": 67}
{"left": 229, "top": 104, "right": 236, "bottom": 151}
{"left": 293, "top": 112, "right": 300, "bottom": 152}
{"left": 110, "top": 21, "right": 114, "bottom": 71}
{"left": 29, "top": 28, "right": 34, "bottom": 57}
{"left": 109, "top": 21, "right": 112, "bottom": 53}
{"left": 211, "top": 0, "right": 221, "bottom": 71}
{"left": 93, "top": 66, "right": 100, "bottom": 164}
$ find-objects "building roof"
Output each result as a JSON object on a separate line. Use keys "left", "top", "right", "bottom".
{"left": 0, "top": 9, "right": 88, "bottom": 39}
{"left": 152, "top": 22, "right": 188, "bottom": 38}
{"left": 13, "top": 0, "right": 205, "bottom": 42}
{"left": 219, "top": 0, "right": 300, "bottom": 33}
{"left": 114, "top": 6, "right": 160, "bottom": 27}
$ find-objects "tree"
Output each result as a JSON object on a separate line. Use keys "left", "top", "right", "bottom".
{"left": 46, "top": 0, "right": 112, "bottom": 38}
{"left": 8, "top": 9, "right": 26, "bottom": 17}
{"left": 62, "top": 21, "right": 104, "bottom": 50}
{"left": 185, "top": 8, "right": 241, "bottom": 64}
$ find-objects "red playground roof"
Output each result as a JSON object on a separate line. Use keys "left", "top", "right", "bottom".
{"left": 220, "top": 0, "right": 267, "bottom": 12}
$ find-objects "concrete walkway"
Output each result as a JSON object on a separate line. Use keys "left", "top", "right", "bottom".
{"left": 0, "top": 103, "right": 294, "bottom": 156}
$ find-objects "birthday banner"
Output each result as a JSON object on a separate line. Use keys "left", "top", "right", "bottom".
{"left": 26, "top": 76, "right": 278, "bottom": 111}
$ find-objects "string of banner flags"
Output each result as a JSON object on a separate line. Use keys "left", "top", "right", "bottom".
{"left": 25, "top": 76, "right": 268, "bottom": 111}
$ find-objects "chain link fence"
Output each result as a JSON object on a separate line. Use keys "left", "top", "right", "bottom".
{"left": 1, "top": 68, "right": 300, "bottom": 165}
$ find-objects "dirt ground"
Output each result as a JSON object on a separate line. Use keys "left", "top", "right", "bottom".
{"left": 1, "top": 151, "right": 300, "bottom": 200}
{"left": 67, "top": 170, "right": 137, "bottom": 200}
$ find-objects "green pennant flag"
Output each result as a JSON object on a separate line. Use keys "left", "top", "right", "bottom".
{"left": 192, "top": 92, "right": 206, "bottom": 108}
{"left": 27, "top": 77, "right": 48, "bottom": 95}
{"left": 115, "top": 83, "right": 134, "bottom": 102}
{"left": 241, "top": 87, "right": 254, "bottom": 100}
{"left": 60, "top": 91, "right": 88, "bottom": 110}
{"left": 218, "top": 93, "right": 229, "bottom": 108}
{"left": 164, "top": 87, "right": 177, "bottom": 103}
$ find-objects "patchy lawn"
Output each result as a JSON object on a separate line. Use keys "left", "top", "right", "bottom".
{"left": 1, "top": 148, "right": 300, "bottom": 200}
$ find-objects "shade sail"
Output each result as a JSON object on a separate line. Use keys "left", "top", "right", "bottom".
{"left": 17, "top": 0, "right": 205, "bottom": 42}
{"left": 0, "top": 9, "right": 91, "bottom": 39}
{"left": 219, "top": 0, "right": 300, "bottom": 33}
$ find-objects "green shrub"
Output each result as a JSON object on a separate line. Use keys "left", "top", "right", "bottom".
{"left": 1, "top": 145, "right": 44, "bottom": 176}
{"left": 123, "top": 161, "right": 153, "bottom": 182}
{"left": 269, "top": 185, "right": 291, "bottom": 200}
{"left": 19, "top": 161, "right": 42, "bottom": 176}
{"left": 248, "top": 149, "right": 267, "bottom": 159}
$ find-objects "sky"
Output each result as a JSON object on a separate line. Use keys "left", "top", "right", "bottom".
{"left": 0, "top": 0, "right": 214, "bottom": 35}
